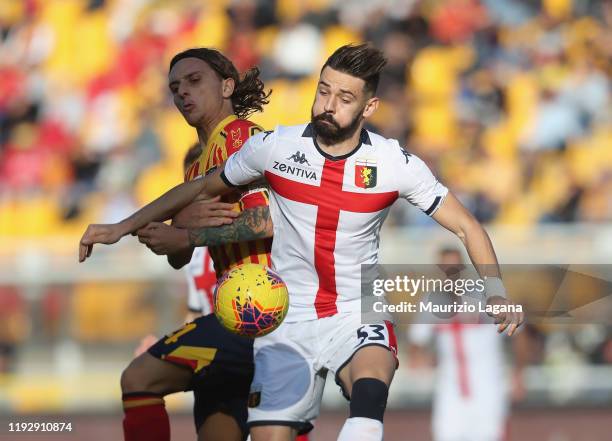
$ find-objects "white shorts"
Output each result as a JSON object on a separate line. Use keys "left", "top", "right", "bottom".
{"left": 246, "top": 312, "right": 398, "bottom": 433}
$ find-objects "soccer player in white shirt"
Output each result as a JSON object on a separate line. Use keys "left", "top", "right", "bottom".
{"left": 407, "top": 247, "right": 524, "bottom": 441}
{"left": 79, "top": 44, "right": 524, "bottom": 441}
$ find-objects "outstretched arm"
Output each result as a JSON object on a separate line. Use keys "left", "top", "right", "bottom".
{"left": 78, "top": 166, "right": 232, "bottom": 262}
{"left": 432, "top": 192, "right": 525, "bottom": 335}
{"left": 123, "top": 167, "right": 232, "bottom": 233}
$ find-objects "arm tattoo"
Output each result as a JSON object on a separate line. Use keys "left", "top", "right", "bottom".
{"left": 188, "top": 205, "right": 273, "bottom": 247}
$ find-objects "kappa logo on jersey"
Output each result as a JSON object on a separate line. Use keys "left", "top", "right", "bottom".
{"left": 355, "top": 159, "right": 377, "bottom": 189}
{"left": 272, "top": 161, "right": 318, "bottom": 181}
{"left": 287, "top": 150, "right": 311, "bottom": 166}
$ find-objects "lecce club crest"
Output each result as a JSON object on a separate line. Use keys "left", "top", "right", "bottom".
{"left": 231, "top": 128, "right": 243, "bottom": 148}
{"left": 355, "top": 159, "right": 377, "bottom": 189}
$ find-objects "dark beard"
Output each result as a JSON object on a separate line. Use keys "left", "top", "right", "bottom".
{"left": 311, "top": 109, "right": 363, "bottom": 145}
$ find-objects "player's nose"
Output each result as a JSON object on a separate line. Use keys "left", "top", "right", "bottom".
{"left": 177, "top": 82, "right": 190, "bottom": 98}
{"left": 323, "top": 96, "right": 336, "bottom": 113}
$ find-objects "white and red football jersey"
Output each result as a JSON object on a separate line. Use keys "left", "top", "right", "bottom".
{"left": 409, "top": 320, "right": 507, "bottom": 401}
{"left": 223, "top": 123, "right": 448, "bottom": 321}
{"left": 408, "top": 315, "right": 509, "bottom": 441}
{"left": 185, "top": 247, "right": 216, "bottom": 315}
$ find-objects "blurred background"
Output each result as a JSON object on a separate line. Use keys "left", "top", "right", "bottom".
{"left": 0, "top": 0, "right": 611, "bottom": 439}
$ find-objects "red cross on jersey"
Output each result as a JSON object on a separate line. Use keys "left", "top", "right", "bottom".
{"left": 223, "top": 124, "right": 448, "bottom": 322}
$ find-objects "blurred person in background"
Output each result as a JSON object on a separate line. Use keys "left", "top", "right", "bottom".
{"left": 407, "top": 247, "right": 529, "bottom": 441}
{"left": 0, "top": 287, "right": 30, "bottom": 375}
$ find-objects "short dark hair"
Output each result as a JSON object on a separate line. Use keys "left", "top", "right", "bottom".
{"left": 438, "top": 246, "right": 462, "bottom": 259}
{"left": 322, "top": 43, "right": 387, "bottom": 95}
{"left": 170, "top": 48, "right": 271, "bottom": 119}
{"left": 183, "top": 142, "right": 202, "bottom": 170}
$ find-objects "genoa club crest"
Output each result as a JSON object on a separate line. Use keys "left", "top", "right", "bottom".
{"left": 355, "top": 159, "right": 377, "bottom": 189}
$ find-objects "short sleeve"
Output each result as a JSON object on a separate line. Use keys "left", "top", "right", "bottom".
{"left": 222, "top": 130, "right": 275, "bottom": 187}
{"left": 397, "top": 152, "right": 448, "bottom": 216}
{"left": 239, "top": 185, "right": 270, "bottom": 209}
{"left": 224, "top": 120, "right": 264, "bottom": 157}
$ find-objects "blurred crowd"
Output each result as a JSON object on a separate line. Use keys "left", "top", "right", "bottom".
{"left": 1, "top": 0, "right": 611, "bottom": 240}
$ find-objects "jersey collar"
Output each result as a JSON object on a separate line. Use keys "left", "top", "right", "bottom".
{"left": 206, "top": 114, "right": 237, "bottom": 150}
{"left": 302, "top": 123, "right": 372, "bottom": 161}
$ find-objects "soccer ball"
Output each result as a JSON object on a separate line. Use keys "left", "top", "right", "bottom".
{"left": 214, "top": 263, "right": 289, "bottom": 337}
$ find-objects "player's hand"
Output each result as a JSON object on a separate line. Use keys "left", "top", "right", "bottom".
{"left": 79, "top": 223, "right": 126, "bottom": 262}
{"left": 137, "top": 222, "right": 190, "bottom": 255}
{"left": 172, "top": 195, "right": 238, "bottom": 229}
{"left": 486, "top": 296, "right": 524, "bottom": 336}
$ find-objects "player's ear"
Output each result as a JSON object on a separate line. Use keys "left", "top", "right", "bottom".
{"left": 222, "top": 77, "right": 235, "bottom": 99}
{"left": 362, "top": 96, "right": 379, "bottom": 118}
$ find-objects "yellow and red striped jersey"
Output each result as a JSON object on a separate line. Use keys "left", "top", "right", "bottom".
{"left": 184, "top": 114, "right": 272, "bottom": 278}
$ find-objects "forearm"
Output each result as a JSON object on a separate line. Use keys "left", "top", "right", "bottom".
{"left": 459, "top": 220, "right": 502, "bottom": 279}
{"left": 164, "top": 218, "right": 194, "bottom": 269}
{"left": 432, "top": 194, "right": 522, "bottom": 331}
{"left": 432, "top": 193, "right": 501, "bottom": 280}
{"left": 119, "top": 179, "right": 205, "bottom": 234}
{"left": 188, "top": 205, "right": 273, "bottom": 247}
